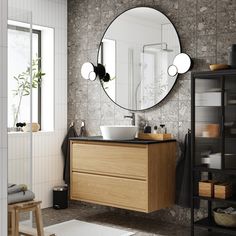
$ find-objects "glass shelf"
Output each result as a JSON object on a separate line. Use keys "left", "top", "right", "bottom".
{"left": 194, "top": 165, "right": 236, "bottom": 175}
{"left": 194, "top": 195, "right": 236, "bottom": 205}
{"left": 195, "top": 136, "right": 236, "bottom": 139}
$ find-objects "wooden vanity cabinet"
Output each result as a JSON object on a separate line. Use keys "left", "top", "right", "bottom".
{"left": 70, "top": 140, "right": 176, "bottom": 213}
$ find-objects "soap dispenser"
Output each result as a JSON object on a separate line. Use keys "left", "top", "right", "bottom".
{"left": 144, "top": 122, "right": 151, "bottom": 133}
{"left": 79, "top": 120, "right": 86, "bottom": 137}
{"left": 153, "top": 126, "right": 158, "bottom": 134}
{"left": 160, "top": 124, "right": 167, "bottom": 134}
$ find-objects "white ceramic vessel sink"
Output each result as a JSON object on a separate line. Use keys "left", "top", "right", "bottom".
{"left": 100, "top": 125, "right": 138, "bottom": 140}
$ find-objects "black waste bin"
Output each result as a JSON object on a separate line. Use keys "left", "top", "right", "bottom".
{"left": 53, "top": 185, "right": 68, "bottom": 209}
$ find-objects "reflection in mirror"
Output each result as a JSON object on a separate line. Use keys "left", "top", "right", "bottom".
{"left": 98, "top": 7, "right": 181, "bottom": 111}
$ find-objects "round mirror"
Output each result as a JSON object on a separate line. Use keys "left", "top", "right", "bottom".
{"left": 98, "top": 7, "right": 181, "bottom": 111}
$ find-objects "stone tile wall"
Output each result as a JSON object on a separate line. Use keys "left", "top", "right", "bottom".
{"left": 68, "top": 0, "right": 235, "bottom": 225}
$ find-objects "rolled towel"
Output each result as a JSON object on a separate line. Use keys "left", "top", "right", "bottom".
{"left": 8, "top": 190, "right": 35, "bottom": 204}
{"left": 8, "top": 184, "right": 28, "bottom": 194}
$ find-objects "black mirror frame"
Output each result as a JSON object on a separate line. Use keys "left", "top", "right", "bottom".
{"left": 97, "top": 6, "right": 182, "bottom": 112}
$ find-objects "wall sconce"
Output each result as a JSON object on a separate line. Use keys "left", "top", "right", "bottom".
{"left": 168, "top": 53, "right": 192, "bottom": 77}
{"left": 81, "top": 62, "right": 110, "bottom": 82}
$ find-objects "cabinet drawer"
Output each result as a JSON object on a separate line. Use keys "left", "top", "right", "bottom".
{"left": 71, "top": 172, "right": 147, "bottom": 212}
{"left": 71, "top": 143, "right": 148, "bottom": 180}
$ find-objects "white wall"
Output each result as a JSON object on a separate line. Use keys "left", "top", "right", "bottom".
{"left": 8, "top": 0, "right": 67, "bottom": 208}
{"left": 0, "top": 0, "right": 8, "bottom": 234}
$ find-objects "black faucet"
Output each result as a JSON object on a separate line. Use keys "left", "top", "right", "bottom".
{"left": 124, "top": 112, "right": 135, "bottom": 126}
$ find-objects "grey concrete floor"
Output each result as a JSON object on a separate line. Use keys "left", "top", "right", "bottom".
{"left": 40, "top": 202, "right": 230, "bottom": 236}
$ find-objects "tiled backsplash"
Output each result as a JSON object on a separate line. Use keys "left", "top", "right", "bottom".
{"left": 67, "top": 0, "right": 194, "bottom": 140}
{"left": 68, "top": 0, "right": 236, "bottom": 225}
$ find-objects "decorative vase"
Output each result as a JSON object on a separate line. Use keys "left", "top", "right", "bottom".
{"left": 228, "top": 44, "right": 236, "bottom": 68}
{"left": 22, "top": 123, "right": 40, "bottom": 132}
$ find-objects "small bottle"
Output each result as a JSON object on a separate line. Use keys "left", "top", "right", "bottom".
{"left": 153, "top": 126, "right": 158, "bottom": 134}
{"left": 144, "top": 122, "right": 151, "bottom": 133}
{"left": 79, "top": 120, "right": 86, "bottom": 137}
{"left": 160, "top": 124, "right": 166, "bottom": 134}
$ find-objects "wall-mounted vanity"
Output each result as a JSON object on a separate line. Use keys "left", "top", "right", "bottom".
{"left": 70, "top": 137, "right": 176, "bottom": 213}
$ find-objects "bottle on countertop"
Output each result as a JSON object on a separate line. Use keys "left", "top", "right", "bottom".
{"left": 153, "top": 126, "right": 158, "bottom": 134}
{"left": 144, "top": 122, "right": 151, "bottom": 133}
{"left": 79, "top": 120, "right": 86, "bottom": 137}
{"left": 160, "top": 124, "right": 167, "bottom": 134}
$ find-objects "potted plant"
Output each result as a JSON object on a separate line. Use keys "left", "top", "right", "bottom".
{"left": 12, "top": 58, "right": 45, "bottom": 128}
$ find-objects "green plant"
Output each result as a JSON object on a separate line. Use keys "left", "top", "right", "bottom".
{"left": 12, "top": 58, "right": 45, "bottom": 127}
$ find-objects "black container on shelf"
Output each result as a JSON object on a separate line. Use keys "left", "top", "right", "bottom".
{"left": 53, "top": 185, "right": 68, "bottom": 209}
{"left": 228, "top": 44, "right": 236, "bottom": 68}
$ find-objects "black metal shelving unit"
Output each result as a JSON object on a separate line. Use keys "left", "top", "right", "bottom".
{"left": 191, "top": 70, "right": 236, "bottom": 236}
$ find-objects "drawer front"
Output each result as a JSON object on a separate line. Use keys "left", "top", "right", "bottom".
{"left": 72, "top": 143, "right": 148, "bottom": 180}
{"left": 71, "top": 172, "right": 147, "bottom": 211}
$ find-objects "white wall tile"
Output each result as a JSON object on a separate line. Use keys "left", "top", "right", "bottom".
{"left": 0, "top": 0, "right": 7, "bottom": 47}
{"left": 0, "top": 98, "right": 7, "bottom": 148}
{"left": 8, "top": 0, "right": 67, "bottom": 209}
{"left": 0, "top": 47, "right": 8, "bottom": 99}
{"left": 0, "top": 0, "right": 8, "bottom": 234}
{"left": 0, "top": 198, "right": 7, "bottom": 236}
{"left": 0, "top": 148, "right": 7, "bottom": 199}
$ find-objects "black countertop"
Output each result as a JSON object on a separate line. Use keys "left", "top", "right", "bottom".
{"left": 70, "top": 136, "right": 176, "bottom": 144}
